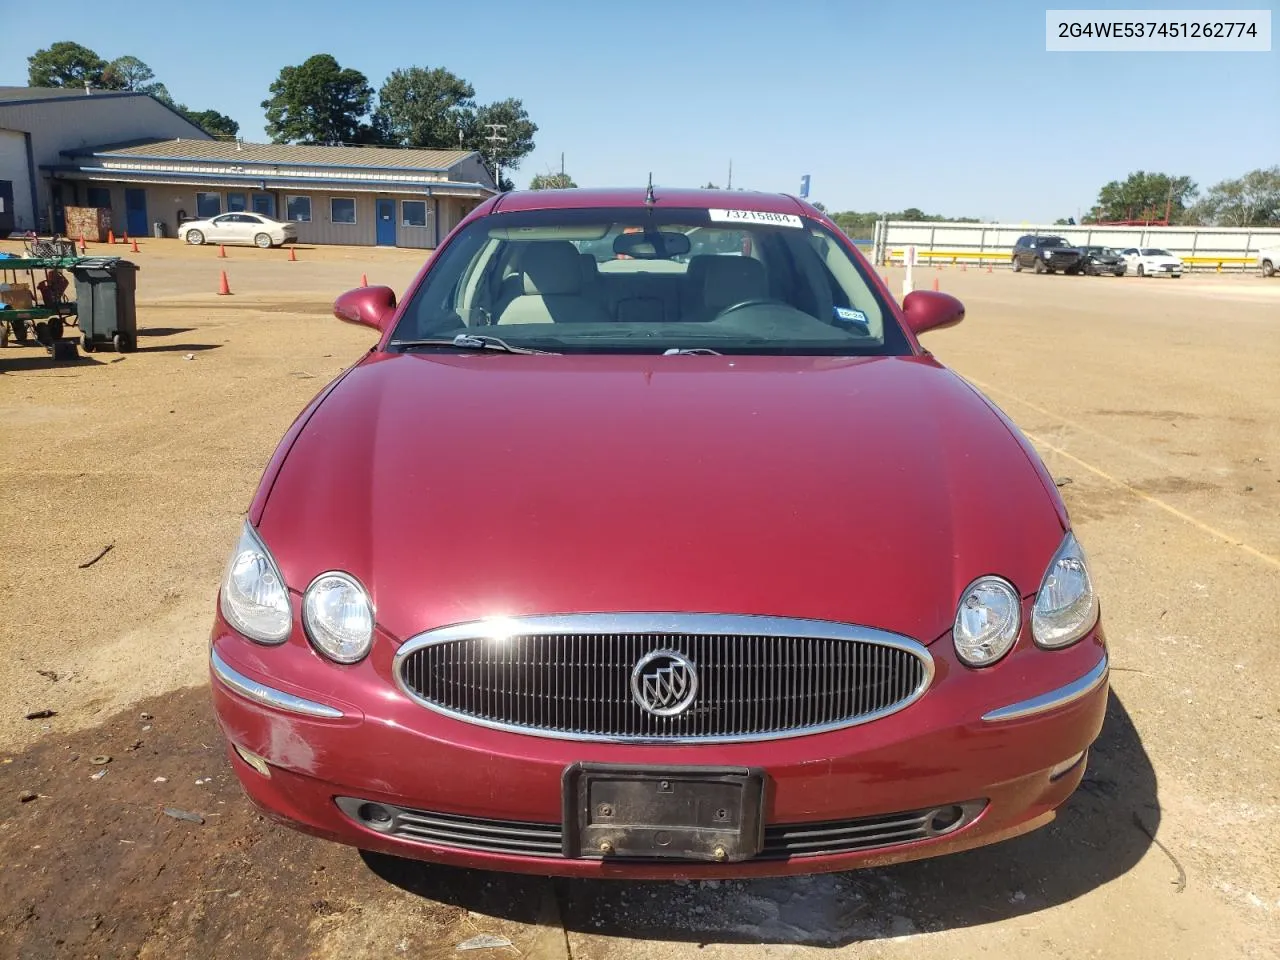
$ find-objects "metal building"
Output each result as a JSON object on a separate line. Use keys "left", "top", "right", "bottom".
{"left": 0, "top": 86, "right": 211, "bottom": 235}
{"left": 49, "top": 139, "right": 497, "bottom": 248}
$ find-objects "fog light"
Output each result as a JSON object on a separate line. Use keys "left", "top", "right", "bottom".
{"left": 233, "top": 743, "right": 271, "bottom": 778}
{"left": 1050, "top": 751, "right": 1086, "bottom": 780}
{"left": 927, "top": 805, "right": 966, "bottom": 834}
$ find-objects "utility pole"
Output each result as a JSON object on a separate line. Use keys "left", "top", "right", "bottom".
{"left": 727, "top": 159, "right": 733, "bottom": 191}
{"left": 484, "top": 123, "right": 508, "bottom": 191}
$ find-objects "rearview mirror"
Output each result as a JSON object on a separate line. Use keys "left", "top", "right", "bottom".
{"left": 613, "top": 230, "right": 692, "bottom": 259}
{"left": 334, "top": 285, "right": 397, "bottom": 332}
{"left": 901, "top": 290, "right": 964, "bottom": 336}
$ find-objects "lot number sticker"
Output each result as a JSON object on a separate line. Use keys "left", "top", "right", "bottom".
{"left": 709, "top": 209, "right": 803, "bottom": 228}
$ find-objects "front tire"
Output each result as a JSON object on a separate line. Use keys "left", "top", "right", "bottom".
{"left": 1137, "top": 264, "right": 1145, "bottom": 277}
{"left": 254, "top": 233, "right": 273, "bottom": 249}
{"left": 186, "top": 229, "right": 205, "bottom": 246}
{"left": 1034, "top": 258, "right": 1046, "bottom": 274}
{"left": 1263, "top": 260, "right": 1276, "bottom": 278}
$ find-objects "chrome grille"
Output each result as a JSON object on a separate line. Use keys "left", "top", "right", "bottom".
{"left": 335, "top": 796, "right": 984, "bottom": 860}
{"left": 393, "top": 614, "right": 932, "bottom": 743}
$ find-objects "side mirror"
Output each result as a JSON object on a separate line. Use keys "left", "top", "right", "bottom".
{"left": 901, "top": 290, "right": 964, "bottom": 336}
{"left": 333, "top": 285, "right": 397, "bottom": 332}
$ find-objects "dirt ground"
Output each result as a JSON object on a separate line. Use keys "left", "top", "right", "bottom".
{"left": 1, "top": 238, "right": 1277, "bottom": 959}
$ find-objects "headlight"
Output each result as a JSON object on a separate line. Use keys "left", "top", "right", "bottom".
{"left": 1032, "top": 532, "right": 1099, "bottom": 648}
{"left": 220, "top": 521, "right": 292, "bottom": 644}
{"left": 303, "top": 572, "right": 374, "bottom": 664}
{"left": 953, "top": 576, "right": 1021, "bottom": 667}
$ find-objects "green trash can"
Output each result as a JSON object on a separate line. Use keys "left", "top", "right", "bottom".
{"left": 73, "top": 258, "right": 139, "bottom": 353}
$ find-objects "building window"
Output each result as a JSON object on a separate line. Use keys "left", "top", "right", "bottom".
{"left": 86, "top": 187, "right": 111, "bottom": 208}
{"left": 286, "top": 196, "right": 312, "bottom": 222}
{"left": 402, "top": 200, "right": 428, "bottom": 227}
{"left": 227, "top": 192, "right": 247, "bottom": 212}
{"left": 331, "top": 197, "right": 356, "bottom": 224}
{"left": 196, "top": 192, "right": 221, "bottom": 218}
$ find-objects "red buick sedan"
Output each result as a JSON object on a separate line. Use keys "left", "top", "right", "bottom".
{"left": 209, "top": 188, "right": 1108, "bottom": 878}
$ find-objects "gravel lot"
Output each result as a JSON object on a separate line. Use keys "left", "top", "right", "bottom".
{"left": 1, "top": 239, "right": 1277, "bottom": 959}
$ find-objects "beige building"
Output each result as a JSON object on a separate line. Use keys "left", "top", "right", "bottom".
{"left": 49, "top": 138, "right": 496, "bottom": 248}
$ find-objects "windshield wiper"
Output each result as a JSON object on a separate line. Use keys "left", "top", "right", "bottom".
{"left": 390, "top": 333, "right": 559, "bottom": 355}
{"left": 662, "top": 347, "right": 722, "bottom": 355}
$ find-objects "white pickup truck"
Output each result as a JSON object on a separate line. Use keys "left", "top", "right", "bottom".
{"left": 1258, "top": 246, "right": 1279, "bottom": 278}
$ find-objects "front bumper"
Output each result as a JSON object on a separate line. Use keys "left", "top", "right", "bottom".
{"left": 209, "top": 616, "right": 1108, "bottom": 878}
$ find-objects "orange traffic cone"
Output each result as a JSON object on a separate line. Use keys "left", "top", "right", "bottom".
{"left": 107, "top": 229, "right": 115, "bottom": 245}
{"left": 986, "top": 264, "right": 993, "bottom": 274}
{"left": 78, "top": 235, "right": 87, "bottom": 254}
{"left": 288, "top": 246, "right": 297, "bottom": 262}
{"left": 130, "top": 236, "right": 139, "bottom": 253}
{"left": 932, "top": 276, "right": 940, "bottom": 291}
{"left": 218, "top": 244, "right": 227, "bottom": 259}
{"left": 960, "top": 263, "right": 966, "bottom": 272}
{"left": 217, "top": 270, "right": 231, "bottom": 296}
{"left": 361, "top": 273, "right": 368, "bottom": 287}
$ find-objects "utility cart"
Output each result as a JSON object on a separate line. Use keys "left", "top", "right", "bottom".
{"left": 0, "top": 256, "right": 79, "bottom": 348}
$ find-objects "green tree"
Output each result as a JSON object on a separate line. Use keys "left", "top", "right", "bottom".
{"left": 27, "top": 41, "right": 107, "bottom": 87}
{"left": 102, "top": 55, "right": 156, "bottom": 91}
{"left": 529, "top": 172, "right": 577, "bottom": 189}
{"left": 1197, "top": 167, "right": 1280, "bottom": 227}
{"left": 702, "top": 182, "right": 720, "bottom": 189}
{"left": 262, "top": 54, "right": 374, "bottom": 145}
{"left": 465, "top": 98, "right": 538, "bottom": 175}
{"left": 178, "top": 107, "right": 240, "bottom": 138}
{"left": 811, "top": 201, "right": 827, "bottom": 213}
{"left": 1087, "top": 171, "right": 1198, "bottom": 223}
{"left": 374, "top": 67, "right": 476, "bottom": 148}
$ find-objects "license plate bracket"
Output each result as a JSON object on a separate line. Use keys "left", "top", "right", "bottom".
{"left": 562, "top": 763, "right": 765, "bottom": 862}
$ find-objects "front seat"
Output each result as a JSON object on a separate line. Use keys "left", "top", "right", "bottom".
{"left": 497, "top": 241, "right": 610, "bottom": 325}
{"left": 693, "top": 256, "right": 769, "bottom": 322}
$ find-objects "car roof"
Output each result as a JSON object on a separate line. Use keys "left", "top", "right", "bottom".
{"left": 493, "top": 187, "right": 810, "bottom": 215}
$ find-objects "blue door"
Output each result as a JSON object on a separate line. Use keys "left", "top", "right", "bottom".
{"left": 251, "top": 193, "right": 275, "bottom": 217}
{"left": 125, "top": 188, "right": 148, "bottom": 237}
{"left": 376, "top": 198, "right": 396, "bottom": 246}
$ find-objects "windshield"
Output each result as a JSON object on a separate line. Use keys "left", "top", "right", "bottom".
{"left": 1141, "top": 248, "right": 1171, "bottom": 257}
{"left": 389, "top": 207, "right": 908, "bottom": 355}
{"left": 1038, "top": 237, "right": 1069, "bottom": 247}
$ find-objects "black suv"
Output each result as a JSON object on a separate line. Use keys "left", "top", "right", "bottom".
{"left": 1012, "top": 235, "right": 1083, "bottom": 274}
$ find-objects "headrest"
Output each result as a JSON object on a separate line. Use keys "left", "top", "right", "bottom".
{"left": 702, "top": 256, "right": 767, "bottom": 310}
{"left": 521, "top": 241, "right": 583, "bottom": 296}
{"left": 579, "top": 252, "right": 599, "bottom": 282}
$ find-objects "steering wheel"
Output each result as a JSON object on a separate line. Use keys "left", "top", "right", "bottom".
{"left": 712, "top": 298, "right": 788, "bottom": 319}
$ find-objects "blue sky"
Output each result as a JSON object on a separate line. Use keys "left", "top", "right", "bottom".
{"left": 1, "top": 0, "right": 1275, "bottom": 220}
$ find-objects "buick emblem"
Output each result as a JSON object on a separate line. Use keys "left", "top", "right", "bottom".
{"left": 630, "top": 650, "right": 698, "bottom": 717}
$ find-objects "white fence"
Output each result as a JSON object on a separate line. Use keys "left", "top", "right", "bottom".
{"left": 870, "top": 221, "right": 1280, "bottom": 271}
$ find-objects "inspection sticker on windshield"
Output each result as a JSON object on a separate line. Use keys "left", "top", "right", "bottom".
{"left": 709, "top": 209, "right": 803, "bottom": 228}
{"left": 834, "top": 307, "right": 868, "bottom": 324}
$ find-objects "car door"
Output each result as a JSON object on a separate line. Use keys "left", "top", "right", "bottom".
{"left": 239, "top": 214, "right": 268, "bottom": 244}
{"left": 205, "top": 215, "right": 236, "bottom": 242}
{"left": 1120, "top": 248, "right": 1139, "bottom": 273}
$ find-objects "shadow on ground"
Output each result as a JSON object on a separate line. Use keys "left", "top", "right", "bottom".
{"left": 364, "top": 692, "right": 1159, "bottom": 947}
{"left": 133, "top": 343, "right": 223, "bottom": 354}
{"left": 0, "top": 351, "right": 105, "bottom": 373}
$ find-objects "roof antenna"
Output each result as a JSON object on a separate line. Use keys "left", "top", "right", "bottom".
{"left": 644, "top": 173, "right": 657, "bottom": 206}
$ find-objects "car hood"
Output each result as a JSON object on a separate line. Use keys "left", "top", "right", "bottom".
{"left": 258, "top": 353, "right": 1066, "bottom": 645}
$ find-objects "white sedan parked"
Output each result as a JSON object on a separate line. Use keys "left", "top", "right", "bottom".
{"left": 1121, "top": 247, "right": 1183, "bottom": 278}
{"left": 179, "top": 213, "right": 298, "bottom": 249}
